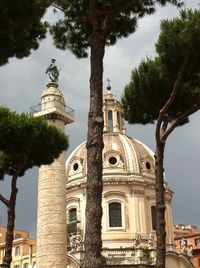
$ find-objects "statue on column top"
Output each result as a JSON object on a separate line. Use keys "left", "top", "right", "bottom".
{"left": 46, "top": 59, "right": 59, "bottom": 82}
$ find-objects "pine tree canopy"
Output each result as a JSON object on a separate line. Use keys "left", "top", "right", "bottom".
{"left": 50, "top": 0, "right": 183, "bottom": 58}
{"left": 0, "top": 107, "right": 68, "bottom": 180}
{"left": 122, "top": 9, "right": 200, "bottom": 125}
{"left": 0, "top": 0, "right": 52, "bottom": 66}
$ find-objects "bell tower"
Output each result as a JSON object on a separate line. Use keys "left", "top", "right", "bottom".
{"left": 32, "top": 61, "right": 74, "bottom": 268}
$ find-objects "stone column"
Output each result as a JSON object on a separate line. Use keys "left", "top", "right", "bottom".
{"left": 35, "top": 83, "right": 74, "bottom": 268}
{"left": 36, "top": 150, "right": 67, "bottom": 268}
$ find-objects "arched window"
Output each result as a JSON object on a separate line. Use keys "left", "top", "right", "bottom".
{"left": 68, "top": 208, "right": 77, "bottom": 234}
{"left": 109, "top": 202, "right": 122, "bottom": 227}
{"left": 108, "top": 110, "right": 113, "bottom": 132}
{"left": 151, "top": 206, "right": 156, "bottom": 231}
{"left": 15, "top": 246, "right": 20, "bottom": 256}
{"left": 15, "top": 233, "right": 22, "bottom": 239}
{"left": 117, "top": 111, "right": 121, "bottom": 129}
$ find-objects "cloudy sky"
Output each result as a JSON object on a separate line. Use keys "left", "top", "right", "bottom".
{"left": 0, "top": 1, "right": 199, "bottom": 237}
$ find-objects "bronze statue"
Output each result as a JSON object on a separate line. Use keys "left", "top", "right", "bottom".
{"left": 46, "top": 59, "right": 59, "bottom": 82}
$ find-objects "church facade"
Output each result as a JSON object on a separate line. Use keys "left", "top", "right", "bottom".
{"left": 33, "top": 82, "right": 194, "bottom": 268}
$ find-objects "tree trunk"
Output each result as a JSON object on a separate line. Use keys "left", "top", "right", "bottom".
{"left": 155, "top": 142, "right": 166, "bottom": 268}
{"left": 84, "top": 30, "right": 106, "bottom": 268}
{"left": 3, "top": 175, "right": 18, "bottom": 268}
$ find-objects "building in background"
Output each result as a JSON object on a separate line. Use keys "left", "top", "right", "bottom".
{"left": 174, "top": 224, "right": 200, "bottom": 268}
{"left": 0, "top": 225, "right": 36, "bottom": 268}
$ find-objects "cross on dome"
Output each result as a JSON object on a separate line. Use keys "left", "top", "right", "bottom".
{"left": 106, "top": 78, "right": 112, "bottom": 91}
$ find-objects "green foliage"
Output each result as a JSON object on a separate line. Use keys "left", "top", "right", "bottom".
{"left": 0, "top": 0, "right": 52, "bottom": 66}
{"left": 122, "top": 9, "right": 200, "bottom": 125}
{"left": 101, "top": 255, "right": 107, "bottom": 265}
{"left": 0, "top": 107, "right": 68, "bottom": 180}
{"left": 122, "top": 57, "right": 167, "bottom": 124}
{"left": 50, "top": 0, "right": 183, "bottom": 58}
{"left": 156, "top": 9, "right": 200, "bottom": 89}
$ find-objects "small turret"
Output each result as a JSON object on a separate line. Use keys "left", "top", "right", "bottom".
{"left": 103, "top": 79, "right": 126, "bottom": 134}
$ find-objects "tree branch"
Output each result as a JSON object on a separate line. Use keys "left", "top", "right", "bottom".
{"left": 0, "top": 193, "right": 9, "bottom": 207}
{"left": 51, "top": 4, "right": 66, "bottom": 15}
{"left": 156, "top": 111, "right": 164, "bottom": 145}
{"left": 50, "top": 4, "right": 77, "bottom": 33}
{"left": 10, "top": 174, "right": 18, "bottom": 202}
{"left": 51, "top": 4, "right": 90, "bottom": 31}
{"left": 95, "top": 0, "right": 136, "bottom": 17}
{"left": 160, "top": 114, "right": 170, "bottom": 136}
{"left": 109, "top": 0, "right": 136, "bottom": 17}
{"left": 156, "top": 56, "right": 189, "bottom": 144}
{"left": 161, "top": 57, "right": 189, "bottom": 116}
{"left": 89, "top": 0, "right": 97, "bottom": 30}
{"left": 104, "top": 0, "right": 137, "bottom": 31}
{"left": 161, "top": 104, "right": 200, "bottom": 142}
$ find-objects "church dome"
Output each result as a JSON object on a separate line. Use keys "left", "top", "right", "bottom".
{"left": 66, "top": 132, "right": 156, "bottom": 187}
{"left": 66, "top": 87, "right": 158, "bottom": 188}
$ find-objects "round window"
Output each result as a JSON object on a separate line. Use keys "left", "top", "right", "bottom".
{"left": 73, "top": 163, "right": 79, "bottom": 171}
{"left": 109, "top": 156, "right": 117, "bottom": 165}
{"left": 146, "top": 161, "right": 151, "bottom": 170}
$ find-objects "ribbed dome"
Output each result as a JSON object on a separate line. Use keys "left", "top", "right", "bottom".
{"left": 66, "top": 88, "right": 159, "bottom": 188}
{"left": 66, "top": 132, "right": 156, "bottom": 186}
